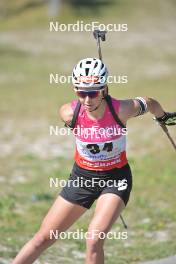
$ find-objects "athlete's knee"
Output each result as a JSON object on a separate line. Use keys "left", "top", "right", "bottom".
{"left": 86, "top": 229, "right": 105, "bottom": 251}
{"left": 32, "top": 229, "right": 55, "bottom": 249}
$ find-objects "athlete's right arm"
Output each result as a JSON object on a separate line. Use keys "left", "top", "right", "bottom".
{"left": 59, "top": 103, "right": 74, "bottom": 126}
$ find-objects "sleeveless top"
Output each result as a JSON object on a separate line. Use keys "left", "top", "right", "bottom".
{"left": 71, "top": 97, "right": 128, "bottom": 171}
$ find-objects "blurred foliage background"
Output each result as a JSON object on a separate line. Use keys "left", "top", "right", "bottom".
{"left": 0, "top": 0, "right": 176, "bottom": 263}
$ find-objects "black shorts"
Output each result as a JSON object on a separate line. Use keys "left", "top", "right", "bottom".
{"left": 59, "top": 162, "right": 132, "bottom": 209}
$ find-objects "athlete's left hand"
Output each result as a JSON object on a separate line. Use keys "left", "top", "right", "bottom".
{"left": 155, "top": 112, "right": 176, "bottom": 126}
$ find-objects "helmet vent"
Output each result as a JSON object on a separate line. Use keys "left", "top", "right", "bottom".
{"left": 94, "top": 62, "right": 98, "bottom": 68}
{"left": 85, "top": 68, "right": 89, "bottom": 75}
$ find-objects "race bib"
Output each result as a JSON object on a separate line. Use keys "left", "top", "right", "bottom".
{"left": 76, "top": 136, "right": 126, "bottom": 162}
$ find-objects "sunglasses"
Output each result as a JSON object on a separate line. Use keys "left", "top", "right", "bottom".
{"left": 76, "top": 90, "right": 100, "bottom": 99}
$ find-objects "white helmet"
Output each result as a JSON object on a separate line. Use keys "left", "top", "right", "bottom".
{"left": 72, "top": 58, "right": 108, "bottom": 90}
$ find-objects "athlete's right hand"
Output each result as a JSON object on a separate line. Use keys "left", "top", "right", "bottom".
{"left": 155, "top": 112, "right": 176, "bottom": 126}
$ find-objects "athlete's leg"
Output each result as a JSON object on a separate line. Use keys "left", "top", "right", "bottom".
{"left": 85, "top": 193, "right": 125, "bottom": 264}
{"left": 12, "top": 195, "right": 87, "bottom": 264}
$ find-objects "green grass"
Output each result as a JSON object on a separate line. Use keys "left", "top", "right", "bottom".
{"left": 0, "top": 0, "right": 176, "bottom": 263}
{"left": 0, "top": 154, "right": 176, "bottom": 263}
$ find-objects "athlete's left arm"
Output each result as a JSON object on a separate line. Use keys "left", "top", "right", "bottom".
{"left": 119, "top": 97, "right": 176, "bottom": 125}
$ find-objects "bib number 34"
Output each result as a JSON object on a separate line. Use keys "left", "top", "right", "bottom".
{"left": 86, "top": 142, "right": 113, "bottom": 154}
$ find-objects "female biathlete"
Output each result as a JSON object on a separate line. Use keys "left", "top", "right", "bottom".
{"left": 13, "top": 58, "right": 176, "bottom": 264}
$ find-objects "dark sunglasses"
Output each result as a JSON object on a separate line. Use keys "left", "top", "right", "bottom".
{"left": 76, "top": 90, "right": 100, "bottom": 99}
